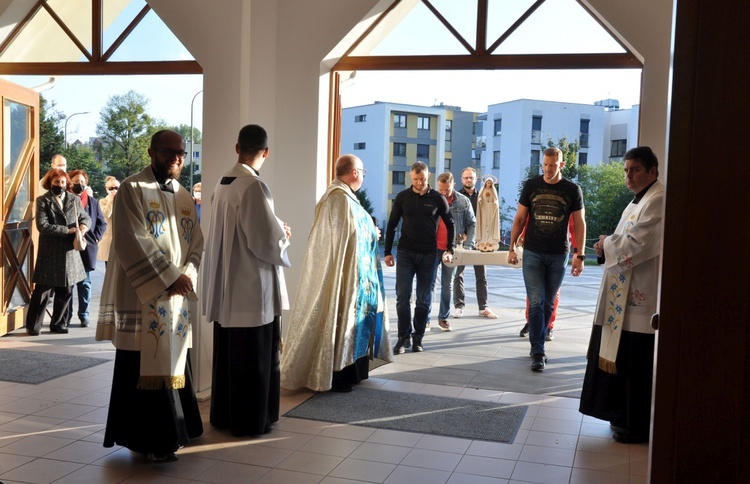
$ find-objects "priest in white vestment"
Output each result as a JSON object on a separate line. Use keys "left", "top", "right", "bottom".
{"left": 96, "top": 129, "right": 203, "bottom": 463}
{"left": 579, "top": 146, "right": 664, "bottom": 444}
{"left": 202, "top": 124, "right": 291, "bottom": 436}
{"left": 281, "top": 154, "right": 392, "bottom": 392}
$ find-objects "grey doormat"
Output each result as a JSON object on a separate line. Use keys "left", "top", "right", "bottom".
{"left": 284, "top": 387, "right": 527, "bottom": 443}
{"left": 0, "top": 349, "right": 109, "bottom": 384}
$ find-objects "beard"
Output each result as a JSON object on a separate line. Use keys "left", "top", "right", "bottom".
{"left": 154, "top": 159, "right": 184, "bottom": 180}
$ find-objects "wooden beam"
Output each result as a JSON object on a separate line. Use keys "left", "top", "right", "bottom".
{"left": 0, "top": 60, "right": 203, "bottom": 75}
{"left": 92, "top": 0, "right": 102, "bottom": 61}
{"left": 334, "top": 53, "right": 642, "bottom": 71}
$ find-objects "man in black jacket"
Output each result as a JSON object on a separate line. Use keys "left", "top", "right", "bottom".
{"left": 384, "top": 162, "right": 454, "bottom": 353}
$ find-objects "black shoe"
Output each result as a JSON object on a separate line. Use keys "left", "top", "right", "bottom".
{"left": 612, "top": 430, "right": 649, "bottom": 444}
{"left": 331, "top": 383, "right": 353, "bottom": 393}
{"left": 531, "top": 353, "right": 546, "bottom": 371}
{"left": 519, "top": 323, "right": 529, "bottom": 337}
{"left": 81, "top": 318, "right": 90, "bottom": 328}
{"left": 50, "top": 326, "right": 69, "bottom": 334}
{"left": 394, "top": 336, "right": 411, "bottom": 354}
{"left": 27, "top": 329, "right": 40, "bottom": 336}
{"left": 146, "top": 452, "right": 178, "bottom": 463}
{"left": 412, "top": 336, "right": 423, "bottom": 352}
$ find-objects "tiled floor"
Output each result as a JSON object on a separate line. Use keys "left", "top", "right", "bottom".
{"left": 0, "top": 262, "right": 649, "bottom": 483}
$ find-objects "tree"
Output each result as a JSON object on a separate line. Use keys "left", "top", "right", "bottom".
{"left": 178, "top": 163, "right": 201, "bottom": 191}
{"left": 171, "top": 124, "right": 202, "bottom": 144}
{"left": 97, "top": 90, "right": 154, "bottom": 180}
{"left": 577, "top": 161, "right": 632, "bottom": 246}
{"left": 39, "top": 96, "right": 65, "bottom": 174}
{"left": 64, "top": 145, "right": 105, "bottom": 197}
{"left": 547, "top": 136, "right": 580, "bottom": 180}
{"left": 356, "top": 188, "right": 375, "bottom": 217}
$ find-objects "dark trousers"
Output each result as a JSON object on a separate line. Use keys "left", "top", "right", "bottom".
{"left": 25, "top": 285, "right": 73, "bottom": 333}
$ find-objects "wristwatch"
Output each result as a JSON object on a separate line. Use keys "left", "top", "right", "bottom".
{"left": 576, "top": 254, "right": 586, "bottom": 261}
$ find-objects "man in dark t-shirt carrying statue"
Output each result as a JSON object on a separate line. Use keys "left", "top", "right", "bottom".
{"left": 508, "top": 147, "right": 586, "bottom": 372}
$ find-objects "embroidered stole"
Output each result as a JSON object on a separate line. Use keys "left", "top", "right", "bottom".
{"left": 598, "top": 269, "right": 632, "bottom": 374}
{"left": 136, "top": 179, "right": 196, "bottom": 390}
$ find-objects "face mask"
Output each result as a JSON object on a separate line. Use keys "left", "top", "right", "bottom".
{"left": 50, "top": 186, "right": 64, "bottom": 196}
{"left": 72, "top": 184, "right": 84, "bottom": 195}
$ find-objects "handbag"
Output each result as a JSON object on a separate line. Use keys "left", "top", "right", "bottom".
{"left": 73, "top": 201, "right": 87, "bottom": 251}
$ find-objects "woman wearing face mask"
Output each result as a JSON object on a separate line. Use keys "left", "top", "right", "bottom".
{"left": 68, "top": 170, "right": 107, "bottom": 327}
{"left": 26, "top": 168, "right": 91, "bottom": 335}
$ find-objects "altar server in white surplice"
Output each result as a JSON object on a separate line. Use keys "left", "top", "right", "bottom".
{"left": 579, "top": 146, "right": 664, "bottom": 445}
{"left": 281, "top": 154, "right": 392, "bottom": 393}
{"left": 96, "top": 129, "right": 203, "bottom": 463}
{"left": 202, "top": 124, "right": 291, "bottom": 436}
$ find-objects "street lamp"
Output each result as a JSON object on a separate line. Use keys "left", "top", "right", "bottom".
{"left": 64, "top": 111, "right": 90, "bottom": 147}
{"left": 189, "top": 90, "right": 203, "bottom": 191}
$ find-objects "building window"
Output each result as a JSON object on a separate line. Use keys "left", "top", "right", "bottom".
{"left": 610, "top": 139, "right": 627, "bottom": 157}
{"left": 493, "top": 151, "right": 501, "bottom": 169}
{"left": 416, "top": 144, "right": 429, "bottom": 158}
{"left": 355, "top": 114, "right": 367, "bottom": 122}
{"left": 417, "top": 116, "right": 430, "bottom": 130}
{"left": 445, "top": 140, "right": 452, "bottom": 152}
{"left": 392, "top": 171, "right": 405, "bottom": 185}
{"left": 579, "top": 152, "right": 588, "bottom": 166}
{"left": 494, "top": 118, "right": 502, "bottom": 136}
{"left": 393, "top": 142, "right": 406, "bottom": 157}
{"left": 579, "top": 119, "right": 590, "bottom": 147}
{"left": 445, "top": 158, "right": 451, "bottom": 170}
{"left": 530, "top": 150, "right": 541, "bottom": 173}
{"left": 354, "top": 142, "right": 366, "bottom": 150}
{"left": 446, "top": 119, "right": 452, "bottom": 131}
{"left": 393, "top": 114, "right": 406, "bottom": 129}
{"left": 531, "top": 115, "right": 542, "bottom": 144}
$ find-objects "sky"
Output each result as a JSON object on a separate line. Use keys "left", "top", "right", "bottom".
{"left": 8, "top": 0, "right": 640, "bottom": 143}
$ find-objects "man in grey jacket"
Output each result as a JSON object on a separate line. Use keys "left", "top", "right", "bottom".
{"left": 435, "top": 172, "right": 475, "bottom": 331}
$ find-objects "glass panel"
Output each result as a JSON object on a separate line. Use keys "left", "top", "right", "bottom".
{"left": 0, "top": 7, "right": 82, "bottom": 62}
{"left": 4, "top": 101, "right": 32, "bottom": 223}
{"left": 105, "top": 6, "right": 194, "bottom": 61}
{"left": 47, "top": 0, "right": 92, "bottom": 53}
{"left": 9, "top": 169, "right": 32, "bottom": 223}
{"left": 429, "top": 0, "right": 477, "bottom": 49}
{"left": 492, "top": 0, "right": 625, "bottom": 54}
{"left": 356, "top": 2, "right": 468, "bottom": 56}
{"left": 487, "top": 0, "right": 537, "bottom": 48}
{"left": 4, "top": 101, "right": 29, "bottom": 176}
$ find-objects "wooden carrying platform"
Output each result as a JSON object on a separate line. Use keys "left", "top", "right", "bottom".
{"left": 444, "top": 248, "right": 523, "bottom": 268}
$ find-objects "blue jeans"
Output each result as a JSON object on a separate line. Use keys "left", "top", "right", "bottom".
{"left": 395, "top": 248, "right": 440, "bottom": 338}
{"left": 438, "top": 250, "right": 455, "bottom": 321}
{"left": 68, "top": 271, "right": 92, "bottom": 323}
{"left": 522, "top": 249, "right": 569, "bottom": 356}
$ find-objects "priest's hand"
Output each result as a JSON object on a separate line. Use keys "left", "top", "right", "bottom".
{"left": 384, "top": 255, "right": 395, "bottom": 267}
{"left": 168, "top": 274, "right": 194, "bottom": 297}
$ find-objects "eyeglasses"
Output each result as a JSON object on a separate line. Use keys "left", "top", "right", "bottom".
{"left": 355, "top": 168, "right": 367, "bottom": 176}
{"left": 107, "top": 187, "right": 119, "bottom": 191}
{"left": 155, "top": 148, "right": 188, "bottom": 159}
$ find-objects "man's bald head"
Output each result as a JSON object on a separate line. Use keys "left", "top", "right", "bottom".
{"left": 51, "top": 154, "right": 67, "bottom": 172}
{"left": 335, "top": 154, "right": 365, "bottom": 192}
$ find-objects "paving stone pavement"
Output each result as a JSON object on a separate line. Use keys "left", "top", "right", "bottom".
{"left": 374, "top": 262, "right": 604, "bottom": 398}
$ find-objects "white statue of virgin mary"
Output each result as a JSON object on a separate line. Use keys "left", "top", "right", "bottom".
{"left": 475, "top": 178, "right": 500, "bottom": 252}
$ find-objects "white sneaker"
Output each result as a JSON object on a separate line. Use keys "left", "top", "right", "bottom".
{"left": 452, "top": 308, "right": 463, "bottom": 318}
{"left": 425, "top": 323, "right": 431, "bottom": 331}
{"left": 480, "top": 308, "right": 498, "bottom": 319}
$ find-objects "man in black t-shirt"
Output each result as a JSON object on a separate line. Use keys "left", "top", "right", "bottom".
{"left": 385, "top": 162, "right": 455, "bottom": 354}
{"left": 508, "top": 147, "right": 586, "bottom": 372}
